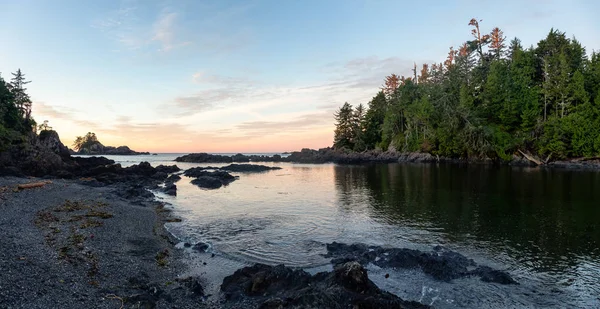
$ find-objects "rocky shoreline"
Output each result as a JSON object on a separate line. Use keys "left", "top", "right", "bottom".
{"left": 0, "top": 130, "right": 536, "bottom": 308}
{"left": 175, "top": 148, "right": 600, "bottom": 170}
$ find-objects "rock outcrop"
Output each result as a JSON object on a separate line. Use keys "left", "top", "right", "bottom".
{"left": 76, "top": 141, "right": 149, "bottom": 155}
{"left": 325, "top": 242, "right": 518, "bottom": 284}
{"left": 220, "top": 262, "right": 430, "bottom": 309}
{"left": 184, "top": 168, "right": 237, "bottom": 189}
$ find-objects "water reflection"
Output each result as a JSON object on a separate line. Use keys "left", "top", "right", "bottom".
{"left": 333, "top": 163, "right": 600, "bottom": 274}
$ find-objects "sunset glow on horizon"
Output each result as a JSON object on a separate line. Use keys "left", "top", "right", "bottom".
{"left": 2, "top": 0, "right": 598, "bottom": 153}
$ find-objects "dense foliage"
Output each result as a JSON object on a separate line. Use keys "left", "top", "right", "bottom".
{"left": 73, "top": 132, "right": 100, "bottom": 151}
{"left": 0, "top": 69, "right": 37, "bottom": 150}
{"left": 333, "top": 19, "right": 600, "bottom": 160}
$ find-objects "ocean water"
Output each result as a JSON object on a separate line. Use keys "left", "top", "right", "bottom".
{"left": 90, "top": 153, "right": 600, "bottom": 308}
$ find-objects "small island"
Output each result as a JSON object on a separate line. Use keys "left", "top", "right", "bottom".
{"left": 70, "top": 132, "right": 149, "bottom": 155}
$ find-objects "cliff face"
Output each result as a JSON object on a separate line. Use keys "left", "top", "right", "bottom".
{"left": 0, "top": 130, "right": 70, "bottom": 176}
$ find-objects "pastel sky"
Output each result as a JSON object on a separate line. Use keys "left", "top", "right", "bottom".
{"left": 1, "top": 0, "right": 599, "bottom": 153}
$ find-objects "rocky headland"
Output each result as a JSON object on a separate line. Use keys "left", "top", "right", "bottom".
{"left": 71, "top": 139, "right": 149, "bottom": 156}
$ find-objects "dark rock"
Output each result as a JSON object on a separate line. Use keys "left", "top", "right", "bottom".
{"left": 220, "top": 262, "right": 430, "bottom": 309}
{"left": 38, "top": 130, "right": 71, "bottom": 160}
{"left": 471, "top": 266, "right": 519, "bottom": 284}
{"left": 192, "top": 242, "right": 209, "bottom": 252}
{"left": 185, "top": 169, "right": 237, "bottom": 189}
{"left": 232, "top": 153, "right": 250, "bottom": 162}
{"left": 162, "top": 183, "right": 177, "bottom": 196}
{"left": 165, "top": 174, "right": 181, "bottom": 183}
{"left": 116, "top": 184, "right": 155, "bottom": 200}
{"left": 84, "top": 163, "right": 123, "bottom": 177}
{"left": 184, "top": 168, "right": 235, "bottom": 180}
{"left": 155, "top": 165, "right": 181, "bottom": 174}
{"left": 71, "top": 156, "right": 115, "bottom": 169}
{"left": 183, "top": 243, "right": 192, "bottom": 248}
{"left": 219, "top": 164, "right": 282, "bottom": 173}
{"left": 191, "top": 176, "right": 223, "bottom": 189}
{"left": 124, "top": 162, "right": 155, "bottom": 177}
{"left": 176, "top": 277, "right": 205, "bottom": 297}
{"left": 175, "top": 153, "right": 233, "bottom": 163}
{"left": 325, "top": 242, "right": 517, "bottom": 284}
{"left": 151, "top": 171, "right": 168, "bottom": 180}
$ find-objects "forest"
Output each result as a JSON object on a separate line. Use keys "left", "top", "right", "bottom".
{"left": 333, "top": 19, "right": 600, "bottom": 161}
{"left": 0, "top": 69, "right": 37, "bottom": 150}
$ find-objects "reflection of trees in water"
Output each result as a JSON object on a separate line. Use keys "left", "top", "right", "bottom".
{"left": 333, "top": 163, "right": 600, "bottom": 269}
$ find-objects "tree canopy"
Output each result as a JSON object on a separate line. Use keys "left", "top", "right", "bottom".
{"left": 333, "top": 19, "right": 600, "bottom": 160}
{"left": 0, "top": 69, "right": 36, "bottom": 150}
{"left": 73, "top": 132, "right": 100, "bottom": 151}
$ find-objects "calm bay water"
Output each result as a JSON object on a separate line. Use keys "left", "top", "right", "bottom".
{"left": 99, "top": 153, "right": 600, "bottom": 308}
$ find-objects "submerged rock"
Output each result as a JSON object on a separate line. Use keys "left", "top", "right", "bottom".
{"left": 184, "top": 168, "right": 235, "bottom": 180}
{"left": 191, "top": 176, "right": 225, "bottom": 189}
{"left": 220, "top": 262, "right": 430, "bottom": 309}
{"left": 162, "top": 183, "right": 177, "bottom": 196}
{"left": 185, "top": 168, "right": 237, "bottom": 189}
{"left": 325, "top": 242, "right": 518, "bottom": 285}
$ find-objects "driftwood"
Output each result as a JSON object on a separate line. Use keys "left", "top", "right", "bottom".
{"left": 16, "top": 181, "right": 52, "bottom": 190}
{"left": 518, "top": 150, "right": 544, "bottom": 166}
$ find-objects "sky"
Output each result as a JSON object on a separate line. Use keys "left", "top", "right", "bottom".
{"left": 1, "top": 0, "right": 599, "bottom": 153}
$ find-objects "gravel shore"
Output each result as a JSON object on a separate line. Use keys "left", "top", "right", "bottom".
{"left": 0, "top": 177, "right": 208, "bottom": 309}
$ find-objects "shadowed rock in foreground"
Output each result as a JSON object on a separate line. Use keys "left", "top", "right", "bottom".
{"left": 325, "top": 242, "right": 518, "bottom": 285}
{"left": 220, "top": 261, "right": 430, "bottom": 309}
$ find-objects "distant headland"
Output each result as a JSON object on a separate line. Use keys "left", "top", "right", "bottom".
{"left": 70, "top": 132, "right": 149, "bottom": 156}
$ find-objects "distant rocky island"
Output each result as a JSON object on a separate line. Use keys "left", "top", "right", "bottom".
{"left": 70, "top": 132, "right": 149, "bottom": 155}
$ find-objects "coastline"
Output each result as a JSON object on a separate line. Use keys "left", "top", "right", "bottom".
{"left": 0, "top": 159, "right": 531, "bottom": 308}
{"left": 174, "top": 148, "right": 600, "bottom": 170}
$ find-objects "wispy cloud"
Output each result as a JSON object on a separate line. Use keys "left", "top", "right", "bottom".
{"left": 93, "top": 1, "right": 254, "bottom": 54}
{"left": 192, "top": 72, "right": 255, "bottom": 86}
{"left": 33, "top": 101, "right": 76, "bottom": 120}
{"left": 151, "top": 11, "right": 191, "bottom": 52}
{"left": 236, "top": 112, "right": 334, "bottom": 135}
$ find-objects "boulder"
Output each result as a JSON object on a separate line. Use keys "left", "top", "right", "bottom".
{"left": 124, "top": 162, "right": 155, "bottom": 177}
{"left": 162, "top": 183, "right": 177, "bottom": 196}
{"left": 165, "top": 174, "right": 181, "bottom": 183}
{"left": 191, "top": 176, "right": 225, "bottom": 189}
{"left": 155, "top": 165, "right": 181, "bottom": 174}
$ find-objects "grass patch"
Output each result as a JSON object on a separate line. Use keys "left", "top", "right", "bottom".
{"left": 34, "top": 211, "right": 59, "bottom": 226}
{"left": 155, "top": 249, "right": 170, "bottom": 267}
{"left": 54, "top": 200, "right": 89, "bottom": 212}
{"left": 80, "top": 218, "right": 103, "bottom": 229}
{"left": 85, "top": 210, "right": 113, "bottom": 219}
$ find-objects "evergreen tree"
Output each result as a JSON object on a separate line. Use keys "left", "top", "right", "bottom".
{"left": 330, "top": 18, "right": 600, "bottom": 160}
{"left": 10, "top": 69, "right": 32, "bottom": 120}
{"left": 333, "top": 103, "right": 355, "bottom": 149}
